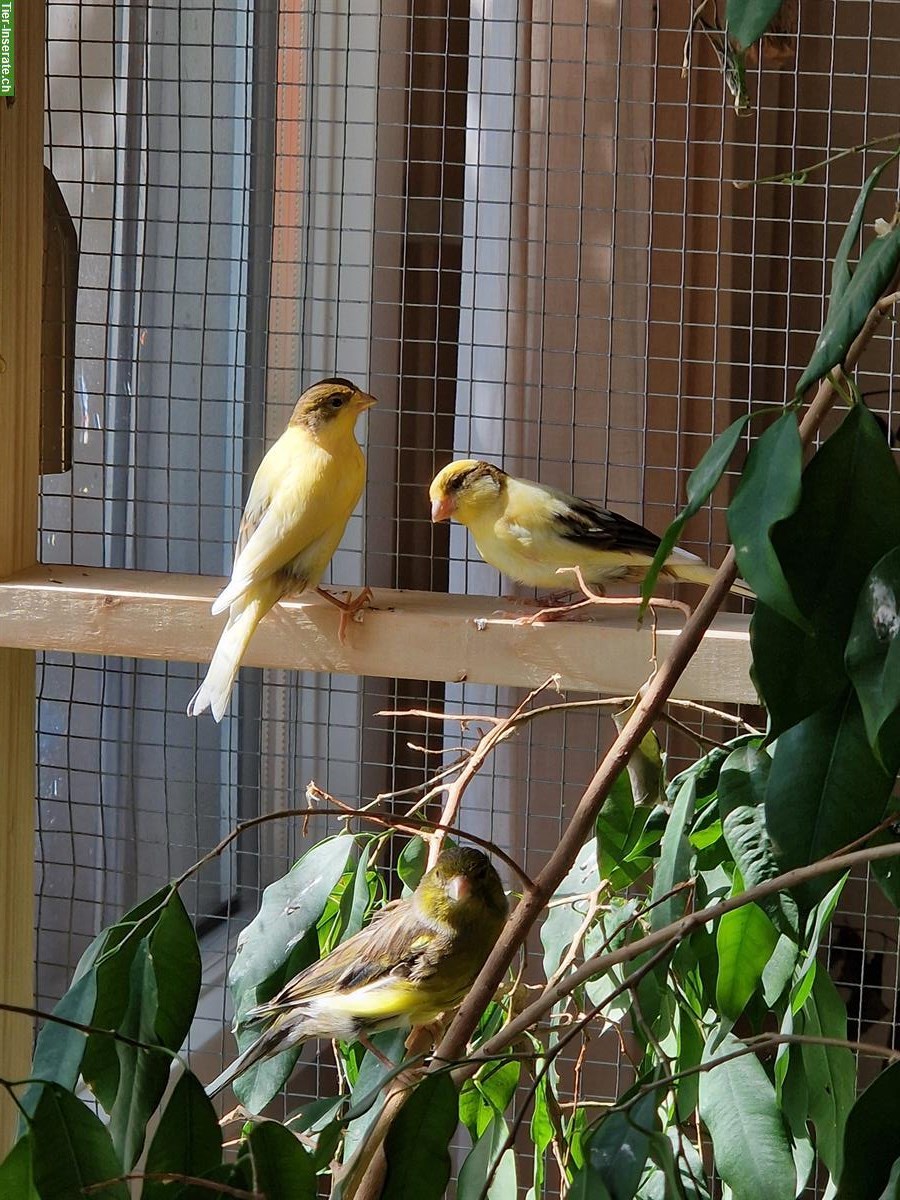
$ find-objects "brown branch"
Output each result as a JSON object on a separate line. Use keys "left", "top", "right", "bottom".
{"left": 0, "top": 1000, "right": 162, "bottom": 1054}
{"left": 84, "top": 1174, "right": 261, "bottom": 1199}
{"left": 428, "top": 283, "right": 897, "bottom": 1079}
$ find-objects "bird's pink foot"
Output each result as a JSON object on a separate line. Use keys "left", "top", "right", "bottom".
{"left": 316, "top": 586, "right": 373, "bottom": 643}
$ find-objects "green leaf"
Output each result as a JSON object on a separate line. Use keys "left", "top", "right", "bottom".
{"left": 699, "top": 1031, "right": 795, "bottom": 1200}
{"left": 640, "top": 412, "right": 756, "bottom": 611}
{"left": 343, "top": 1028, "right": 410, "bottom": 1161}
{"left": 716, "top": 895, "right": 778, "bottom": 1021}
{"left": 80, "top": 887, "right": 174, "bottom": 1112}
{"left": 846, "top": 546, "right": 900, "bottom": 770}
{"left": 458, "top": 1115, "right": 517, "bottom": 1200}
{"left": 110, "top": 891, "right": 201, "bottom": 1167}
{"left": 230, "top": 835, "right": 355, "bottom": 1021}
{"left": 245, "top": 1120, "right": 317, "bottom": 1200}
{"left": 726, "top": 0, "right": 785, "bottom": 50}
{"left": 381, "top": 1074, "right": 458, "bottom": 1200}
{"left": 574, "top": 1088, "right": 659, "bottom": 1200}
{"left": 718, "top": 745, "right": 798, "bottom": 936}
{"left": 753, "top": 404, "right": 900, "bottom": 734}
{"left": 30, "top": 1083, "right": 128, "bottom": 1200}
{"left": 801, "top": 969, "right": 856, "bottom": 1179}
{"left": 836, "top": 1062, "right": 900, "bottom": 1199}
{"left": 0, "top": 1137, "right": 37, "bottom": 1199}
{"left": 765, "top": 690, "right": 894, "bottom": 903}
{"left": 642, "top": 1128, "right": 711, "bottom": 1199}
{"left": 877, "top": 1159, "right": 900, "bottom": 1200}
{"left": 143, "top": 1071, "right": 223, "bottom": 1200}
{"left": 20, "top": 969, "right": 97, "bottom": 1118}
{"left": 596, "top": 772, "right": 656, "bottom": 891}
{"left": 796, "top": 204, "right": 900, "bottom": 397}
{"left": 727, "top": 411, "right": 807, "bottom": 629}
{"left": 541, "top": 839, "right": 601, "bottom": 981}
{"left": 829, "top": 154, "right": 900, "bottom": 309}
{"left": 398, "top": 836, "right": 430, "bottom": 894}
{"left": 761, "top": 934, "right": 798, "bottom": 1006}
{"left": 651, "top": 776, "right": 696, "bottom": 931}
{"left": 613, "top": 702, "right": 665, "bottom": 809}
{"left": 228, "top": 835, "right": 354, "bottom": 1110}
{"left": 477, "top": 1060, "right": 520, "bottom": 1121}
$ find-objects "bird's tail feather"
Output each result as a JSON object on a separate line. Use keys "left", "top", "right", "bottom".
{"left": 664, "top": 557, "right": 755, "bottom": 600}
{"left": 188, "top": 585, "right": 280, "bottom": 722}
{"left": 206, "top": 1024, "right": 286, "bottom": 1098}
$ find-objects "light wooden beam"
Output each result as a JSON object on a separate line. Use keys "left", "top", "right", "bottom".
{"left": 0, "top": 0, "right": 44, "bottom": 1152}
{"left": 0, "top": 566, "right": 756, "bottom": 704}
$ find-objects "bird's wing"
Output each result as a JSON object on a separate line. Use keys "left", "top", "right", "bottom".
{"left": 549, "top": 493, "right": 662, "bottom": 556}
{"left": 214, "top": 432, "right": 364, "bottom": 613}
{"left": 246, "top": 903, "right": 439, "bottom": 1021}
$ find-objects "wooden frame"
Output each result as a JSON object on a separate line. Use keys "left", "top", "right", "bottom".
{"left": 0, "top": 565, "right": 754, "bottom": 704}
{"left": 0, "top": 0, "right": 44, "bottom": 1150}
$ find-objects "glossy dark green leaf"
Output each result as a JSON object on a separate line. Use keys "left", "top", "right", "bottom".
{"left": 651, "top": 776, "right": 696, "bottom": 931}
{"left": 381, "top": 1073, "right": 458, "bottom": 1200}
{"left": 716, "top": 894, "right": 778, "bottom": 1021}
{"left": 765, "top": 690, "right": 894, "bottom": 903}
{"left": 0, "top": 1137, "right": 37, "bottom": 1199}
{"left": 574, "top": 1088, "right": 659, "bottom": 1200}
{"left": 753, "top": 404, "right": 900, "bottom": 734}
{"left": 343, "top": 1028, "right": 409, "bottom": 1161}
{"left": 699, "top": 1031, "right": 795, "bottom": 1200}
{"left": 836, "top": 1062, "right": 900, "bottom": 1199}
{"left": 846, "top": 546, "right": 900, "bottom": 770}
{"left": 726, "top": 0, "right": 785, "bottom": 50}
{"left": 796, "top": 218, "right": 900, "bottom": 398}
{"left": 110, "top": 891, "right": 201, "bottom": 1167}
{"left": 143, "top": 1071, "right": 223, "bottom": 1200}
{"left": 801, "top": 969, "right": 855, "bottom": 1179}
{"left": 829, "top": 153, "right": 900, "bottom": 309}
{"left": 20, "top": 969, "right": 97, "bottom": 1119}
{"left": 596, "top": 772, "right": 656, "bottom": 891}
{"left": 719, "top": 745, "right": 798, "bottom": 936}
{"left": 457, "top": 1114, "right": 517, "bottom": 1200}
{"left": 81, "top": 887, "right": 174, "bottom": 1112}
{"left": 228, "top": 835, "right": 354, "bottom": 1111}
{"left": 30, "top": 1083, "right": 128, "bottom": 1200}
{"left": 640, "top": 412, "right": 756, "bottom": 611}
{"left": 727, "top": 411, "right": 807, "bottom": 629}
{"left": 878, "top": 1160, "right": 900, "bottom": 1200}
{"left": 245, "top": 1120, "right": 316, "bottom": 1200}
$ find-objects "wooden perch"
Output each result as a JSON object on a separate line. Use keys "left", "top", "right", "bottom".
{"left": 0, "top": 565, "right": 755, "bottom": 704}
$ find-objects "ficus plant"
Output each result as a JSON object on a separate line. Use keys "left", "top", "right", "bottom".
{"left": 7, "top": 28, "right": 900, "bottom": 1200}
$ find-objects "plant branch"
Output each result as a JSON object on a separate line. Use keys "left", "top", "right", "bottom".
{"left": 427, "top": 278, "right": 897, "bottom": 1086}
{"left": 84, "top": 1175, "right": 261, "bottom": 1199}
{"left": 462, "top": 837, "right": 900, "bottom": 1073}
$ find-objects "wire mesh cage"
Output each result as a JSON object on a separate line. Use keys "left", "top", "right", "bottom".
{"left": 25, "top": 0, "right": 900, "bottom": 1192}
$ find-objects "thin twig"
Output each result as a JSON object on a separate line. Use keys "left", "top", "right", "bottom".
{"left": 733, "top": 130, "right": 900, "bottom": 189}
{"left": 84, "top": 1175, "right": 261, "bottom": 1199}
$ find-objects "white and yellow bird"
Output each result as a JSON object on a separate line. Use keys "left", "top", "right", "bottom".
{"left": 429, "top": 459, "right": 753, "bottom": 603}
{"left": 188, "top": 378, "right": 376, "bottom": 721}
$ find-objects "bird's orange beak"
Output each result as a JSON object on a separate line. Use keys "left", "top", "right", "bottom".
{"left": 430, "top": 494, "right": 455, "bottom": 523}
{"left": 355, "top": 391, "right": 377, "bottom": 411}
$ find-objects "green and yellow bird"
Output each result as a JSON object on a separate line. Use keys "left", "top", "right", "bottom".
{"left": 429, "top": 459, "right": 753, "bottom": 600}
{"left": 206, "top": 845, "right": 508, "bottom": 1097}
{"left": 188, "top": 377, "right": 376, "bottom": 722}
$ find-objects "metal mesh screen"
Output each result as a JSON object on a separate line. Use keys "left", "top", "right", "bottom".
{"left": 40, "top": 0, "right": 900, "bottom": 1188}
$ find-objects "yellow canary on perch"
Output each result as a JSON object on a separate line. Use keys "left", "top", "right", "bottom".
{"left": 429, "top": 459, "right": 753, "bottom": 601}
{"left": 188, "top": 378, "right": 376, "bottom": 721}
{"left": 206, "top": 846, "right": 508, "bottom": 1097}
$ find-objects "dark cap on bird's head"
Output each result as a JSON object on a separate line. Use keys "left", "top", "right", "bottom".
{"left": 290, "top": 377, "right": 377, "bottom": 433}
{"left": 429, "top": 460, "right": 508, "bottom": 523}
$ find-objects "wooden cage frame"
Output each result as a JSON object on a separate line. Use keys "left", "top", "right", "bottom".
{"left": 0, "top": 7, "right": 753, "bottom": 1151}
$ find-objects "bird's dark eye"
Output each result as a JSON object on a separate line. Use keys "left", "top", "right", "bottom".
{"left": 329, "top": 394, "right": 346, "bottom": 409}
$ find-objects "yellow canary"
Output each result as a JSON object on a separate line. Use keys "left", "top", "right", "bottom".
{"left": 188, "top": 378, "right": 376, "bottom": 721}
{"left": 206, "top": 846, "right": 508, "bottom": 1097}
{"left": 429, "top": 459, "right": 753, "bottom": 598}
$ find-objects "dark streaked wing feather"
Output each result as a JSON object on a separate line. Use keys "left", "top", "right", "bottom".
{"left": 247, "top": 901, "right": 441, "bottom": 1019}
{"left": 553, "top": 497, "right": 662, "bottom": 556}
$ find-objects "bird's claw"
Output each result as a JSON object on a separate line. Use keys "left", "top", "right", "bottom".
{"left": 316, "top": 586, "right": 374, "bottom": 643}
